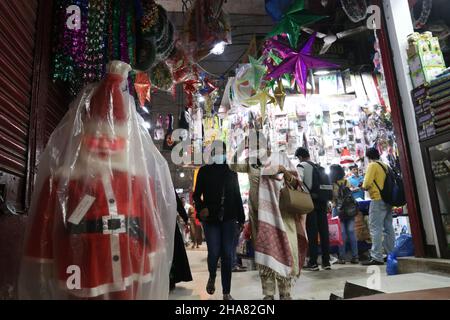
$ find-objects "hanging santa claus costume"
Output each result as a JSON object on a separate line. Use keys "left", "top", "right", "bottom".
{"left": 19, "top": 61, "right": 177, "bottom": 299}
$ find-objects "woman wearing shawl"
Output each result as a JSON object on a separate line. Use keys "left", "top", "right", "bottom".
{"left": 255, "top": 151, "right": 308, "bottom": 300}
{"left": 230, "top": 133, "right": 307, "bottom": 300}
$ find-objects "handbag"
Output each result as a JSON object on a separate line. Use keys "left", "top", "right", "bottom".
{"left": 279, "top": 178, "right": 314, "bottom": 215}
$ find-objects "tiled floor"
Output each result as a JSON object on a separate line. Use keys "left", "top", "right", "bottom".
{"left": 169, "top": 244, "right": 388, "bottom": 300}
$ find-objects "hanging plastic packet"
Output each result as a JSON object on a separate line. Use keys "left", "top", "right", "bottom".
{"left": 19, "top": 61, "right": 177, "bottom": 300}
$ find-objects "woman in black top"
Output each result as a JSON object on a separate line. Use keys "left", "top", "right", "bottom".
{"left": 193, "top": 141, "right": 245, "bottom": 300}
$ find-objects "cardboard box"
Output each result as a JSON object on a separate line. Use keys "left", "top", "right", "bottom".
{"left": 408, "top": 33, "right": 446, "bottom": 88}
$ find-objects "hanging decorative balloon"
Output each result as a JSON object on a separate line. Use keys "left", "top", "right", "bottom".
{"left": 410, "top": 0, "right": 433, "bottom": 29}
{"left": 199, "top": 77, "right": 218, "bottom": 96}
{"left": 231, "top": 64, "right": 258, "bottom": 107}
{"left": 149, "top": 61, "right": 174, "bottom": 92}
{"left": 340, "top": 0, "right": 368, "bottom": 23}
{"left": 265, "top": 0, "right": 295, "bottom": 22}
{"left": 166, "top": 40, "right": 192, "bottom": 83}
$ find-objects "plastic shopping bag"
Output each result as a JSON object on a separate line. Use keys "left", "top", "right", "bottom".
{"left": 328, "top": 216, "right": 344, "bottom": 247}
{"left": 386, "top": 253, "right": 398, "bottom": 275}
{"left": 394, "top": 233, "right": 415, "bottom": 257}
{"left": 237, "top": 232, "right": 248, "bottom": 256}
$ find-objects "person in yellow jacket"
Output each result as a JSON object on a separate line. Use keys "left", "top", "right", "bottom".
{"left": 361, "top": 148, "right": 395, "bottom": 266}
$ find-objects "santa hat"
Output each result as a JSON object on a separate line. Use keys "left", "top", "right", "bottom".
{"left": 340, "top": 147, "right": 355, "bottom": 165}
{"left": 88, "top": 61, "right": 132, "bottom": 123}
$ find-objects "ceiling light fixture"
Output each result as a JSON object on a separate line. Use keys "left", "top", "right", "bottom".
{"left": 211, "top": 41, "right": 226, "bottom": 55}
{"left": 179, "top": 172, "right": 185, "bottom": 178}
{"left": 314, "top": 70, "right": 331, "bottom": 76}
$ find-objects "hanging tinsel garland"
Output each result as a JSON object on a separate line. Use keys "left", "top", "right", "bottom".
{"left": 119, "top": 0, "right": 129, "bottom": 63}
{"left": 52, "top": 0, "right": 141, "bottom": 94}
{"left": 85, "top": 0, "right": 106, "bottom": 83}
{"left": 51, "top": 0, "right": 218, "bottom": 106}
{"left": 106, "top": 0, "right": 114, "bottom": 63}
{"left": 53, "top": 0, "right": 74, "bottom": 83}
{"left": 112, "top": 0, "right": 121, "bottom": 60}
{"left": 76, "top": 0, "right": 89, "bottom": 84}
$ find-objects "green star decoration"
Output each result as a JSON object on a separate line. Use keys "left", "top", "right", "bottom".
{"left": 267, "top": 0, "right": 326, "bottom": 49}
{"left": 239, "top": 56, "right": 267, "bottom": 91}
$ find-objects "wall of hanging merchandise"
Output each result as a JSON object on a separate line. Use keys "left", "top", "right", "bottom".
{"left": 411, "top": 71, "right": 450, "bottom": 140}
{"left": 51, "top": 0, "right": 229, "bottom": 108}
{"left": 256, "top": 93, "right": 397, "bottom": 169}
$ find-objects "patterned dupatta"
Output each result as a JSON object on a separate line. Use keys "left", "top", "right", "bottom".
{"left": 254, "top": 152, "right": 308, "bottom": 282}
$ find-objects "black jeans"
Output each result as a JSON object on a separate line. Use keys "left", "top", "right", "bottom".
{"left": 202, "top": 219, "right": 237, "bottom": 294}
{"left": 306, "top": 203, "right": 330, "bottom": 266}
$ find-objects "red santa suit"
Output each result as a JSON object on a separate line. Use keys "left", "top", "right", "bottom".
{"left": 20, "top": 61, "right": 176, "bottom": 299}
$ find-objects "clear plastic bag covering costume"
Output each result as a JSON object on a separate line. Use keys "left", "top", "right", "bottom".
{"left": 19, "top": 61, "right": 177, "bottom": 299}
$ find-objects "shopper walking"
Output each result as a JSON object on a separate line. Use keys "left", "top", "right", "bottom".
{"left": 193, "top": 141, "right": 245, "bottom": 300}
{"left": 170, "top": 192, "right": 193, "bottom": 291}
{"left": 330, "top": 165, "right": 359, "bottom": 264}
{"left": 232, "top": 224, "right": 246, "bottom": 272}
{"left": 254, "top": 151, "right": 308, "bottom": 300}
{"left": 347, "top": 165, "right": 365, "bottom": 200}
{"left": 295, "top": 147, "right": 331, "bottom": 271}
{"left": 182, "top": 197, "right": 203, "bottom": 248}
{"left": 361, "top": 147, "right": 395, "bottom": 265}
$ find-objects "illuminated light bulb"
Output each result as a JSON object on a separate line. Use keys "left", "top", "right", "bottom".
{"left": 211, "top": 41, "right": 226, "bottom": 55}
{"left": 314, "top": 70, "right": 331, "bottom": 76}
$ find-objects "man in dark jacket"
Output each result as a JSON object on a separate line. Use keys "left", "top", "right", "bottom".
{"left": 193, "top": 141, "right": 245, "bottom": 301}
{"left": 295, "top": 147, "right": 331, "bottom": 271}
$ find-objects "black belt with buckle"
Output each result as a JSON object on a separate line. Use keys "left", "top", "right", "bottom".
{"left": 67, "top": 216, "right": 149, "bottom": 245}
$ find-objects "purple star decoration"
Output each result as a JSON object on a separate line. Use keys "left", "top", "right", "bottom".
{"left": 266, "top": 33, "right": 339, "bottom": 95}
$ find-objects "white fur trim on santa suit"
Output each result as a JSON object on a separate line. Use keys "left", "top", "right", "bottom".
{"left": 58, "top": 263, "right": 155, "bottom": 298}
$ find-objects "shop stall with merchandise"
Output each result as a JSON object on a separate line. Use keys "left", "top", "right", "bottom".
{"left": 399, "top": 0, "right": 450, "bottom": 257}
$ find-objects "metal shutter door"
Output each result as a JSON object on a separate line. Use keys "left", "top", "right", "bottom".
{"left": 0, "top": 0, "right": 38, "bottom": 212}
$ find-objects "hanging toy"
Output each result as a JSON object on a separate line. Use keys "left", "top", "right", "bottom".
{"left": 154, "top": 114, "right": 165, "bottom": 140}
{"left": 163, "top": 114, "right": 175, "bottom": 150}
{"left": 134, "top": 72, "right": 152, "bottom": 107}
